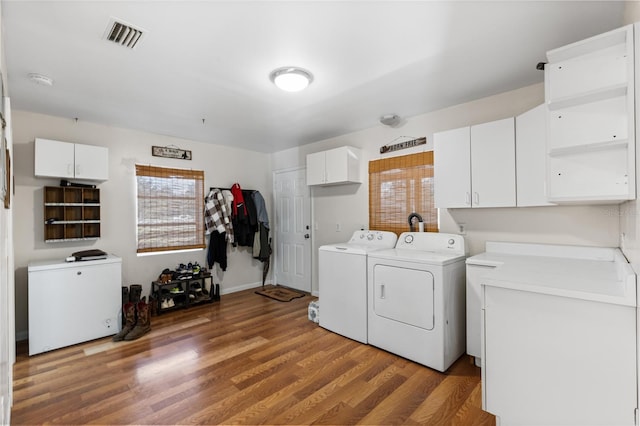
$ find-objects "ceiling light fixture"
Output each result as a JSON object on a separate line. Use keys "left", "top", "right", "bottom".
{"left": 270, "top": 67, "right": 313, "bottom": 92}
{"left": 28, "top": 73, "right": 54, "bottom": 87}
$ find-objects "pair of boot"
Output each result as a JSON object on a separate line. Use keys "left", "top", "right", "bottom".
{"left": 112, "top": 297, "right": 151, "bottom": 341}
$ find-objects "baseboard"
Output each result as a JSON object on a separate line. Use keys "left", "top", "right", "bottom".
{"left": 221, "top": 280, "right": 267, "bottom": 295}
{"left": 311, "top": 290, "right": 319, "bottom": 297}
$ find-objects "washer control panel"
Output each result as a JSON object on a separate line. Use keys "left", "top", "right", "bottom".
{"left": 349, "top": 230, "right": 398, "bottom": 247}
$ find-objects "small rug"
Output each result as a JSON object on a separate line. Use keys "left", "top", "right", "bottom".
{"left": 255, "top": 284, "right": 306, "bottom": 302}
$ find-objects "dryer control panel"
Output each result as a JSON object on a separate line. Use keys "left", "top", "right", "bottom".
{"left": 396, "top": 232, "right": 465, "bottom": 255}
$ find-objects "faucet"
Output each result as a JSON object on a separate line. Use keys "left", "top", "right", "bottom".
{"left": 408, "top": 212, "right": 423, "bottom": 232}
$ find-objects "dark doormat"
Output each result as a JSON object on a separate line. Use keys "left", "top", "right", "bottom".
{"left": 255, "top": 284, "right": 306, "bottom": 302}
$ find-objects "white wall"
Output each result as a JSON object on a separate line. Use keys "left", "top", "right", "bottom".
{"left": 12, "top": 110, "right": 273, "bottom": 339}
{"left": 272, "top": 82, "right": 621, "bottom": 294}
{"left": 0, "top": 0, "right": 16, "bottom": 420}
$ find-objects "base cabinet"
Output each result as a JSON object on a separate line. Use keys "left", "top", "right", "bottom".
{"left": 482, "top": 286, "right": 637, "bottom": 425}
{"left": 28, "top": 256, "right": 122, "bottom": 356}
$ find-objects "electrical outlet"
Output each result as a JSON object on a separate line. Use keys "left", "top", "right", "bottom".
{"left": 620, "top": 232, "right": 626, "bottom": 249}
{"left": 336, "top": 223, "right": 341, "bottom": 232}
{"left": 459, "top": 223, "right": 466, "bottom": 235}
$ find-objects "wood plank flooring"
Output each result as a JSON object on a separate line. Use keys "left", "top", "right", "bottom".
{"left": 11, "top": 288, "right": 495, "bottom": 425}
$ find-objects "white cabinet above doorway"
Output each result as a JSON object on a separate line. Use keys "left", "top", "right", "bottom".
{"left": 306, "top": 146, "right": 361, "bottom": 186}
{"left": 35, "top": 138, "right": 109, "bottom": 181}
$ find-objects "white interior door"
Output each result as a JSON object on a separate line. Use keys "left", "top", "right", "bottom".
{"left": 273, "top": 168, "right": 311, "bottom": 292}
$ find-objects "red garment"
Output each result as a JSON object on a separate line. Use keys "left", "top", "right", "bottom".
{"left": 230, "top": 183, "right": 247, "bottom": 216}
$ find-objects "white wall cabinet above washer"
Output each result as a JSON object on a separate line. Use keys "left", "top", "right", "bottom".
{"left": 434, "top": 117, "right": 515, "bottom": 208}
{"left": 306, "top": 146, "right": 361, "bottom": 186}
{"left": 35, "top": 138, "right": 109, "bottom": 181}
{"left": 545, "top": 24, "right": 635, "bottom": 203}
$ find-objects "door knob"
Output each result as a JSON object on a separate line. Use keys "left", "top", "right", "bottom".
{"left": 304, "top": 234, "right": 310, "bottom": 239}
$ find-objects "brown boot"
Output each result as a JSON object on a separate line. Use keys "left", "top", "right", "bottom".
{"left": 124, "top": 298, "right": 151, "bottom": 340}
{"left": 113, "top": 302, "right": 136, "bottom": 341}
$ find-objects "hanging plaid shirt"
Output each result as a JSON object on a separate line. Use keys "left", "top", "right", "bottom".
{"left": 204, "top": 188, "right": 234, "bottom": 243}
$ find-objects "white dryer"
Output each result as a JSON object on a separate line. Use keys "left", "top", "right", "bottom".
{"left": 367, "top": 232, "right": 466, "bottom": 372}
{"left": 319, "top": 230, "right": 398, "bottom": 343}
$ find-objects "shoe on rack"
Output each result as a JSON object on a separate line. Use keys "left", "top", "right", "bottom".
{"left": 161, "top": 299, "right": 169, "bottom": 309}
{"left": 168, "top": 298, "right": 175, "bottom": 308}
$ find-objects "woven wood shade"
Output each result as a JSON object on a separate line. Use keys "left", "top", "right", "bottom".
{"left": 135, "top": 165, "right": 205, "bottom": 253}
{"left": 369, "top": 151, "right": 438, "bottom": 235}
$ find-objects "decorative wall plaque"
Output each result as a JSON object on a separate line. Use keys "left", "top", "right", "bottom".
{"left": 380, "top": 136, "right": 426, "bottom": 154}
{"left": 152, "top": 145, "right": 192, "bottom": 160}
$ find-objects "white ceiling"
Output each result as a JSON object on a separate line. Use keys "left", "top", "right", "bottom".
{"left": 2, "top": 1, "right": 626, "bottom": 153}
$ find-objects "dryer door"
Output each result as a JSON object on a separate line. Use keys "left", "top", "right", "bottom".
{"left": 372, "top": 264, "right": 435, "bottom": 330}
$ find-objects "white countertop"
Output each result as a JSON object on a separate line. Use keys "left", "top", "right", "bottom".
{"left": 467, "top": 242, "right": 636, "bottom": 307}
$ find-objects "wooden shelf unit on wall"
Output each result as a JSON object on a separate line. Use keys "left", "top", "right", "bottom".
{"left": 44, "top": 186, "right": 101, "bottom": 242}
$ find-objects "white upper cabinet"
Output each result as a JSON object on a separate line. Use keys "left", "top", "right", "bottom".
{"left": 434, "top": 118, "right": 516, "bottom": 208}
{"left": 306, "top": 146, "right": 361, "bottom": 186}
{"left": 545, "top": 24, "right": 635, "bottom": 203}
{"left": 516, "top": 104, "right": 554, "bottom": 207}
{"left": 35, "top": 138, "right": 109, "bottom": 181}
{"left": 434, "top": 127, "right": 471, "bottom": 208}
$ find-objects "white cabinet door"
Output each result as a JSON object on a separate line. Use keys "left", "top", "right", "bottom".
{"left": 306, "top": 151, "right": 326, "bottom": 185}
{"left": 325, "top": 146, "right": 348, "bottom": 183}
{"left": 516, "top": 105, "right": 554, "bottom": 207}
{"left": 34, "top": 138, "right": 74, "bottom": 178}
{"left": 470, "top": 118, "right": 516, "bottom": 208}
{"left": 75, "top": 144, "right": 109, "bottom": 180}
{"left": 434, "top": 126, "right": 471, "bottom": 208}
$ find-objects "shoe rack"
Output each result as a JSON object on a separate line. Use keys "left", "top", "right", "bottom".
{"left": 152, "top": 272, "right": 219, "bottom": 314}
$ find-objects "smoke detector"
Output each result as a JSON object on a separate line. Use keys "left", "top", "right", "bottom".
{"left": 28, "top": 73, "right": 54, "bottom": 87}
{"left": 380, "top": 114, "right": 401, "bottom": 127}
{"left": 103, "top": 17, "right": 146, "bottom": 49}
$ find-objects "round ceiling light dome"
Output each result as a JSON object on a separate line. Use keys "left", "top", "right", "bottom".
{"left": 270, "top": 67, "right": 313, "bottom": 92}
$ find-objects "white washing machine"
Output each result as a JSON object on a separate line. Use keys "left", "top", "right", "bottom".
{"left": 319, "top": 230, "right": 398, "bottom": 343}
{"left": 367, "top": 232, "right": 466, "bottom": 372}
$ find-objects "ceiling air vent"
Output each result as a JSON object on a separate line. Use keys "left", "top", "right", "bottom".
{"left": 104, "top": 18, "right": 145, "bottom": 49}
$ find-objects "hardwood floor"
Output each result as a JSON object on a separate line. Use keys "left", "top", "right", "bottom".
{"left": 11, "top": 288, "right": 495, "bottom": 425}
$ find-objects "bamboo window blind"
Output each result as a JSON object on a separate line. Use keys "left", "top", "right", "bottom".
{"left": 135, "top": 165, "right": 205, "bottom": 253}
{"left": 369, "top": 151, "right": 438, "bottom": 235}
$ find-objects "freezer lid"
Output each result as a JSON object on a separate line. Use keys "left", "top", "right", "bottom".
{"left": 28, "top": 254, "right": 122, "bottom": 271}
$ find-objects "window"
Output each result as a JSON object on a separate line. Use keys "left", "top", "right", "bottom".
{"left": 369, "top": 151, "right": 438, "bottom": 235}
{"left": 135, "top": 165, "right": 205, "bottom": 253}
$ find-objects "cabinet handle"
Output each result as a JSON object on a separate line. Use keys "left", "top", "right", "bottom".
{"left": 76, "top": 164, "right": 81, "bottom": 176}
{"left": 465, "top": 192, "right": 471, "bottom": 206}
{"left": 474, "top": 192, "right": 479, "bottom": 205}
{"left": 67, "top": 164, "right": 73, "bottom": 176}
{"left": 380, "top": 283, "right": 385, "bottom": 299}
{"left": 77, "top": 271, "right": 82, "bottom": 275}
